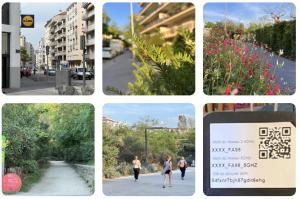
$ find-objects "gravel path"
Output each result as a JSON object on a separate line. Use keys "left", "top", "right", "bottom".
{"left": 103, "top": 167, "right": 195, "bottom": 196}
{"left": 17, "top": 161, "right": 91, "bottom": 196}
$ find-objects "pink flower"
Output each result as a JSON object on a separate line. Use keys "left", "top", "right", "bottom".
{"left": 264, "top": 70, "right": 270, "bottom": 78}
{"left": 232, "top": 88, "right": 239, "bottom": 95}
{"left": 223, "top": 38, "right": 229, "bottom": 47}
{"left": 266, "top": 63, "right": 272, "bottom": 69}
{"left": 274, "top": 84, "right": 281, "bottom": 94}
{"left": 234, "top": 47, "right": 240, "bottom": 54}
{"left": 260, "top": 74, "right": 264, "bottom": 80}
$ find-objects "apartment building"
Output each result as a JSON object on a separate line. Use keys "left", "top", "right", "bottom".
{"left": 35, "top": 37, "right": 46, "bottom": 69}
{"left": 2, "top": 3, "right": 21, "bottom": 89}
{"left": 44, "top": 11, "right": 67, "bottom": 69}
{"left": 82, "top": 2, "right": 95, "bottom": 70}
{"left": 138, "top": 3, "right": 195, "bottom": 40}
{"left": 66, "top": 3, "right": 84, "bottom": 68}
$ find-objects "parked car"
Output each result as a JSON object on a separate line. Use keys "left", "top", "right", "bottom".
{"left": 103, "top": 47, "right": 116, "bottom": 59}
{"left": 72, "top": 67, "right": 92, "bottom": 80}
{"left": 48, "top": 69, "right": 56, "bottom": 76}
{"left": 110, "top": 39, "right": 124, "bottom": 55}
{"left": 102, "top": 39, "right": 124, "bottom": 59}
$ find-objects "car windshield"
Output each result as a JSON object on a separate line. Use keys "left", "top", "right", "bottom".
{"left": 77, "top": 68, "right": 87, "bottom": 72}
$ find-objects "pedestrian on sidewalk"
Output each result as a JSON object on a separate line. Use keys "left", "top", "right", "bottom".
{"left": 178, "top": 156, "right": 188, "bottom": 180}
{"left": 161, "top": 155, "right": 172, "bottom": 188}
{"left": 132, "top": 156, "right": 141, "bottom": 182}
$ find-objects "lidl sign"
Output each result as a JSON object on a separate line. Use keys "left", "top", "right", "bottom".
{"left": 21, "top": 15, "right": 34, "bottom": 28}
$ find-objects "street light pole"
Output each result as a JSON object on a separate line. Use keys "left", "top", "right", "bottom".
{"left": 130, "top": 3, "right": 135, "bottom": 60}
{"left": 46, "top": 46, "right": 49, "bottom": 81}
{"left": 80, "top": 35, "right": 86, "bottom": 93}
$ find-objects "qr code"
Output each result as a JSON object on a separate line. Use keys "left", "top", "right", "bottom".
{"left": 259, "top": 127, "right": 291, "bottom": 159}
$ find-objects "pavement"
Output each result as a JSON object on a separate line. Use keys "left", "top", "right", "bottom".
{"left": 3, "top": 73, "right": 94, "bottom": 95}
{"left": 17, "top": 161, "right": 91, "bottom": 196}
{"left": 103, "top": 167, "right": 195, "bottom": 196}
{"left": 103, "top": 50, "right": 136, "bottom": 95}
{"left": 244, "top": 43, "right": 296, "bottom": 94}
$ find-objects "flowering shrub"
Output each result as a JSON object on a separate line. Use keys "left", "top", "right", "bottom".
{"left": 203, "top": 31, "right": 289, "bottom": 95}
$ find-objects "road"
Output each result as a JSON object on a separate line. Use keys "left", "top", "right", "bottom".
{"left": 17, "top": 161, "right": 91, "bottom": 196}
{"left": 103, "top": 167, "right": 195, "bottom": 196}
{"left": 3, "top": 73, "right": 94, "bottom": 95}
{"left": 103, "top": 51, "right": 136, "bottom": 95}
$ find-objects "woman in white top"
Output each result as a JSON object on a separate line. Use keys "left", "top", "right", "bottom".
{"left": 132, "top": 156, "right": 141, "bottom": 182}
{"left": 161, "top": 155, "right": 172, "bottom": 188}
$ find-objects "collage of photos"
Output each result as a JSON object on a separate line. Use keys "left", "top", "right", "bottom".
{"left": 0, "top": 0, "right": 298, "bottom": 198}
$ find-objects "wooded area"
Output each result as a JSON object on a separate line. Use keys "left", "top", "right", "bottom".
{"left": 2, "top": 104, "right": 94, "bottom": 191}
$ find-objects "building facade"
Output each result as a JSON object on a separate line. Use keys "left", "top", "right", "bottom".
{"left": 2, "top": 3, "right": 21, "bottom": 89}
{"left": 66, "top": 3, "right": 84, "bottom": 68}
{"left": 82, "top": 3, "right": 95, "bottom": 70}
{"left": 44, "top": 11, "right": 67, "bottom": 69}
{"left": 138, "top": 3, "right": 195, "bottom": 40}
{"left": 35, "top": 37, "right": 46, "bottom": 70}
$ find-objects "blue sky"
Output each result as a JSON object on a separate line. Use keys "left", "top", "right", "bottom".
{"left": 103, "top": 3, "right": 141, "bottom": 30}
{"left": 204, "top": 3, "right": 295, "bottom": 25}
{"left": 103, "top": 104, "right": 195, "bottom": 128}
{"left": 21, "top": 3, "right": 70, "bottom": 49}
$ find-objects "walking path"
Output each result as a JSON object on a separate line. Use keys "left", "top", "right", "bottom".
{"left": 103, "top": 167, "right": 195, "bottom": 196}
{"left": 17, "top": 161, "right": 91, "bottom": 196}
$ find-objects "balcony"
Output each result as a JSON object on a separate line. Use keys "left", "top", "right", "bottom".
{"left": 139, "top": 3, "right": 170, "bottom": 25}
{"left": 86, "top": 39, "right": 95, "bottom": 46}
{"left": 56, "top": 50, "right": 66, "bottom": 56}
{"left": 140, "top": 5, "right": 195, "bottom": 35}
{"left": 86, "top": 23, "right": 95, "bottom": 32}
{"left": 82, "top": 9, "right": 95, "bottom": 21}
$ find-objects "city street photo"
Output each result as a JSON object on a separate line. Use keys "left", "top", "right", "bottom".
{"left": 103, "top": 3, "right": 195, "bottom": 95}
{"left": 203, "top": 3, "right": 296, "bottom": 95}
{"left": 2, "top": 2, "right": 95, "bottom": 95}
{"left": 103, "top": 103, "right": 195, "bottom": 196}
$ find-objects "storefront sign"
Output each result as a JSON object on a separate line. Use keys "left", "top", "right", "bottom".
{"left": 21, "top": 15, "right": 34, "bottom": 28}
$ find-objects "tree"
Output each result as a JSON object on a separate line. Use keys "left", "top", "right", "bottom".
{"left": 20, "top": 47, "right": 31, "bottom": 67}
{"left": 128, "top": 29, "right": 195, "bottom": 95}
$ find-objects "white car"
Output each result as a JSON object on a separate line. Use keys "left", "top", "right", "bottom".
{"left": 103, "top": 47, "right": 116, "bottom": 59}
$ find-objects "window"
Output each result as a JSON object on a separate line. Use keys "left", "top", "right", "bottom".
{"left": 2, "top": 3, "right": 10, "bottom": 25}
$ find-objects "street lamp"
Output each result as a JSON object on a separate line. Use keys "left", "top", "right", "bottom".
{"left": 46, "top": 46, "right": 49, "bottom": 81}
{"left": 80, "top": 35, "right": 86, "bottom": 92}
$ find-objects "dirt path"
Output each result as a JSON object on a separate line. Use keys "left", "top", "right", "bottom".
{"left": 17, "top": 161, "right": 91, "bottom": 196}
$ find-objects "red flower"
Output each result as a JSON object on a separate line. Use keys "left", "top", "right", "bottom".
{"left": 231, "top": 39, "right": 236, "bottom": 46}
{"left": 267, "top": 90, "right": 274, "bottom": 95}
{"left": 264, "top": 70, "right": 270, "bottom": 78}
{"left": 224, "top": 86, "right": 231, "bottom": 95}
{"left": 234, "top": 47, "right": 240, "bottom": 54}
{"left": 248, "top": 68, "right": 254, "bottom": 77}
{"left": 223, "top": 38, "right": 229, "bottom": 47}
{"left": 266, "top": 63, "right": 272, "bottom": 69}
{"left": 271, "top": 74, "right": 276, "bottom": 81}
{"left": 274, "top": 84, "right": 281, "bottom": 94}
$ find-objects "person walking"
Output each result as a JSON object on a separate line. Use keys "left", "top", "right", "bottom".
{"left": 178, "top": 156, "right": 188, "bottom": 180}
{"left": 161, "top": 155, "right": 172, "bottom": 188}
{"left": 132, "top": 156, "right": 141, "bottom": 182}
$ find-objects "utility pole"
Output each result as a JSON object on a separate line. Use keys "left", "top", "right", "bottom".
{"left": 46, "top": 45, "right": 49, "bottom": 81}
{"left": 80, "top": 35, "right": 86, "bottom": 93}
{"left": 130, "top": 3, "right": 135, "bottom": 59}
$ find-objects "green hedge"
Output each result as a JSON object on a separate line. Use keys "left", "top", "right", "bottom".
{"left": 254, "top": 20, "right": 295, "bottom": 60}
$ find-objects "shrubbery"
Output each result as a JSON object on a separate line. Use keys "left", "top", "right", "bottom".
{"left": 253, "top": 20, "right": 296, "bottom": 60}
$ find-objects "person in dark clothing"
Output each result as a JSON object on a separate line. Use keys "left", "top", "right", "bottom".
{"left": 178, "top": 156, "right": 188, "bottom": 180}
